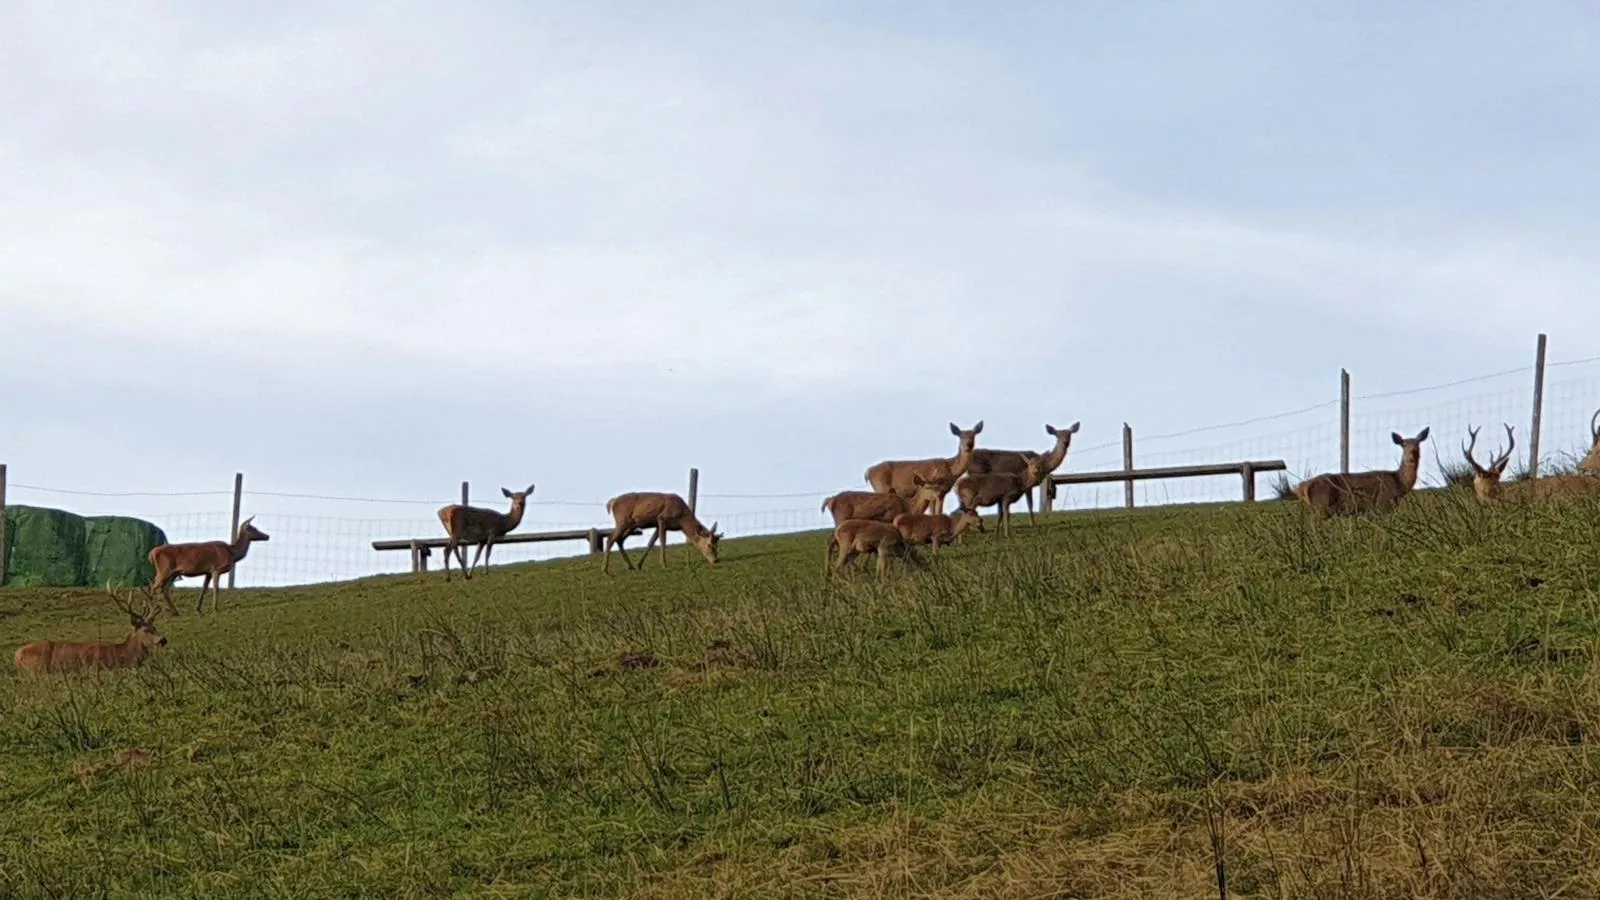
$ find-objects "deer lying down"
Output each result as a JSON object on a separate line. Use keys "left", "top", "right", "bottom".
{"left": 1296, "top": 428, "right": 1429, "bottom": 516}
{"left": 1464, "top": 423, "right": 1600, "bottom": 503}
{"left": 15, "top": 585, "right": 167, "bottom": 676}
{"left": 892, "top": 508, "right": 984, "bottom": 554}
{"left": 823, "top": 475, "right": 950, "bottom": 527}
{"left": 604, "top": 491, "right": 722, "bottom": 574}
{"left": 825, "top": 519, "right": 924, "bottom": 576}
{"left": 436, "top": 484, "right": 535, "bottom": 582}
{"left": 148, "top": 517, "right": 271, "bottom": 616}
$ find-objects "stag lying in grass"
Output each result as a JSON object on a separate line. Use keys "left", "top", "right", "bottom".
{"left": 967, "top": 421, "right": 1081, "bottom": 515}
{"left": 823, "top": 475, "right": 951, "bottom": 527}
{"left": 603, "top": 492, "right": 722, "bottom": 574}
{"left": 15, "top": 584, "right": 167, "bottom": 675}
{"left": 865, "top": 421, "right": 983, "bottom": 502}
{"left": 437, "top": 484, "right": 535, "bottom": 582}
{"left": 891, "top": 507, "right": 984, "bottom": 554}
{"left": 1464, "top": 423, "right": 1600, "bottom": 503}
{"left": 825, "top": 518, "right": 924, "bottom": 577}
{"left": 1295, "top": 427, "right": 1430, "bottom": 516}
{"left": 149, "top": 517, "right": 271, "bottom": 615}
{"left": 955, "top": 456, "right": 1052, "bottom": 536}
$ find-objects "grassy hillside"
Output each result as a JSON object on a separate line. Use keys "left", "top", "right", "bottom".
{"left": 4, "top": 492, "right": 1600, "bottom": 897}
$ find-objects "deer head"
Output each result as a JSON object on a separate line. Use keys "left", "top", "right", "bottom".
{"left": 236, "top": 517, "right": 271, "bottom": 544}
{"left": 911, "top": 473, "right": 956, "bottom": 513}
{"left": 953, "top": 506, "right": 986, "bottom": 535}
{"left": 1463, "top": 423, "right": 1515, "bottom": 503}
{"left": 500, "top": 484, "right": 536, "bottom": 504}
{"left": 949, "top": 420, "right": 983, "bottom": 457}
{"left": 107, "top": 583, "right": 167, "bottom": 650}
{"left": 1390, "top": 426, "right": 1431, "bottom": 488}
{"left": 690, "top": 521, "right": 722, "bottom": 565}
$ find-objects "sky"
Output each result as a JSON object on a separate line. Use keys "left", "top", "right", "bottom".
{"left": 3, "top": 0, "right": 1600, "bottom": 543}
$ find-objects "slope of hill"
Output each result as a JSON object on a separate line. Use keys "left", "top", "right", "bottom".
{"left": 3, "top": 493, "right": 1599, "bottom": 897}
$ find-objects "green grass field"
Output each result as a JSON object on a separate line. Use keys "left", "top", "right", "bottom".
{"left": 4, "top": 490, "right": 1600, "bottom": 898}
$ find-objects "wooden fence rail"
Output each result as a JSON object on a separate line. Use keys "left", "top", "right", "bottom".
{"left": 1044, "top": 459, "right": 1288, "bottom": 510}
{"left": 372, "top": 528, "right": 614, "bottom": 573}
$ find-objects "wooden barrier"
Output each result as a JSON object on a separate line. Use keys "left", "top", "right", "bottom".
{"left": 372, "top": 528, "right": 614, "bottom": 573}
{"left": 1043, "top": 459, "right": 1288, "bottom": 511}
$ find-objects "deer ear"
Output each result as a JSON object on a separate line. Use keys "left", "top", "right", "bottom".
{"left": 501, "top": 487, "right": 513, "bottom": 499}
{"left": 526, "top": 484, "right": 536, "bottom": 495}
{"left": 1417, "top": 426, "right": 1430, "bottom": 441}
{"left": 1067, "top": 421, "right": 1080, "bottom": 433}
{"left": 1392, "top": 432, "right": 1403, "bottom": 445}
{"left": 1045, "top": 425, "right": 1057, "bottom": 436}
{"left": 973, "top": 420, "right": 984, "bottom": 434}
{"left": 949, "top": 422, "right": 960, "bottom": 436}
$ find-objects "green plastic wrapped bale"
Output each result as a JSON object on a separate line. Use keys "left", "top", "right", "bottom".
{"left": 3, "top": 505, "right": 89, "bottom": 588}
{"left": 85, "top": 515, "right": 168, "bottom": 588}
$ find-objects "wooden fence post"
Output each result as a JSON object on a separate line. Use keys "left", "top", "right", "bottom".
{"left": 688, "top": 467, "right": 699, "bottom": 514}
{"left": 1122, "top": 424, "right": 1134, "bottom": 509}
{"left": 1241, "top": 461, "right": 1256, "bottom": 502}
{"left": 226, "top": 472, "right": 243, "bottom": 590}
{"left": 587, "top": 528, "right": 602, "bottom": 554}
{"left": 0, "top": 463, "right": 8, "bottom": 587}
{"left": 1528, "top": 332, "right": 1548, "bottom": 480}
{"left": 461, "top": 481, "right": 469, "bottom": 507}
{"left": 1340, "top": 368, "right": 1351, "bottom": 474}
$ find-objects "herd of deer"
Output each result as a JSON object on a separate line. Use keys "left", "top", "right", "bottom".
{"left": 16, "top": 412, "right": 1600, "bottom": 675}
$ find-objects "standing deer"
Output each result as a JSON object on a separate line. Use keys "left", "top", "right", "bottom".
{"left": 891, "top": 507, "right": 984, "bottom": 554}
{"left": 825, "top": 518, "right": 924, "bottom": 577}
{"left": 822, "top": 476, "right": 950, "bottom": 527}
{"left": 603, "top": 492, "right": 722, "bottom": 574}
{"left": 1464, "top": 423, "right": 1600, "bottom": 503}
{"left": 15, "top": 584, "right": 167, "bottom": 675}
{"left": 148, "top": 517, "right": 271, "bottom": 615}
{"left": 1295, "top": 427, "right": 1430, "bottom": 515}
{"left": 436, "top": 485, "right": 535, "bottom": 582}
{"left": 955, "top": 456, "right": 1052, "bottom": 537}
{"left": 967, "top": 421, "right": 1081, "bottom": 519}
{"left": 865, "top": 421, "right": 984, "bottom": 502}
{"left": 1581, "top": 409, "right": 1600, "bottom": 474}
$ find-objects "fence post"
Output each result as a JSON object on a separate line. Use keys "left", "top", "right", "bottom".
{"left": 688, "top": 467, "right": 699, "bottom": 514}
{"left": 1241, "top": 461, "right": 1256, "bottom": 502}
{"left": 461, "top": 481, "right": 469, "bottom": 507}
{"left": 1122, "top": 424, "right": 1135, "bottom": 509}
{"left": 1340, "top": 368, "right": 1351, "bottom": 473}
{"left": 1528, "top": 332, "right": 1548, "bottom": 480}
{"left": 0, "top": 463, "right": 8, "bottom": 587}
{"left": 587, "top": 528, "right": 602, "bottom": 554}
{"left": 226, "top": 472, "right": 243, "bottom": 590}
{"left": 1041, "top": 477, "right": 1054, "bottom": 515}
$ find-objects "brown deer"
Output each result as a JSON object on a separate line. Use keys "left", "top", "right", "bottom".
{"left": 822, "top": 475, "right": 950, "bottom": 527}
{"left": 148, "top": 517, "right": 271, "bottom": 615}
{"left": 955, "top": 456, "right": 1052, "bottom": 536}
{"left": 15, "top": 584, "right": 167, "bottom": 675}
{"left": 603, "top": 492, "right": 722, "bottom": 574}
{"left": 436, "top": 485, "right": 535, "bottom": 582}
{"left": 891, "top": 507, "right": 984, "bottom": 554}
{"left": 825, "top": 518, "right": 924, "bottom": 576}
{"left": 967, "top": 421, "right": 1081, "bottom": 517}
{"left": 1581, "top": 409, "right": 1600, "bottom": 474}
{"left": 1295, "top": 427, "right": 1430, "bottom": 515}
{"left": 1464, "top": 423, "right": 1600, "bottom": 503}
{"left": 865, "top": 421, "right": 983, "bottom": 501}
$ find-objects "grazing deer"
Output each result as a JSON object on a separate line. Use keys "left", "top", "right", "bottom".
{"left": 967, "top": 421, "right": 1081, "bottom": 517}
{"left": 955, "top": 456, "right": 1052, "bottom": 536}
{"left": 891, "top": 507, "right": 984, "bottom": 554}
{"left": 822, "top": 476, "right": 950, "bottom": 527}
{"left": 148, "top": 517, "right": 271, "bottom": 615}
{"left": 1295, "top": 427, "right": 1430, "bottom": 515}
{"left": 865, "top": 421, "right": 983, "bottom": 501}
{"left": 603, "top": 492, "right": 722, "bottom": 574}
{"left": 1581, "top": 409, "right": 1600, "bottom": 474}
{"left": 1464, "top": 423, "right": 1600, "bottom": 503}
{"left": 15, "top": 584, "right": 167, "bottom": 675}
{"left": 436, "top": 485, "right": 535, "bottom": 582}
{"left": 825, "top": 519, "right": 924, "bottom": 577}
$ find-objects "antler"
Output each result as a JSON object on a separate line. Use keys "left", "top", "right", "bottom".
{"left": 1591, "top": 409, "right": 1599, "bottom": 444}
{"left": 106, "top": 582, "right": 158, "bottom": 623}
{"left": 1462, "top": 425, "right": 1487, "bottom": 475}
{"left": 1495, "top": 423, "right": 1516, "bottom": 471}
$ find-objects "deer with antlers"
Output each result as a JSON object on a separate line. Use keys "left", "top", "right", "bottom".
{"left": 1463, "top": 423, "right": 1600, "bottom": 503}
{"left": 865, "top": 421, "right": 984, "bottom": 507}
{"left": 966, "top": 421, "right": 1081, "bottom": 519}
{"left": 15, "top": 584, "right": 168, "bottom": 675}
{"left": 148, "top": 517, "right": 271, "bottom": 615}
{"left": 602, "top": 492, "right": 722, "bottom": 574}
{"left": 1295, "top": 427, "right": 1430, "bottom": 515}
{"left": 825, "top": 518, "right": 925, "bottom": 577}
{"left": 823, "top": 475, "right": 950, "bottom": 527}
{"left": 437, "top": 485, "right": 535, "bottom": 582}
{"left": 954, "top": 455, "right": 1053, "bottom": 537}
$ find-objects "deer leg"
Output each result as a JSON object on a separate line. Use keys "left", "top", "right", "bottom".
{"left": 195, "top": 574, "right": 211, "bottom": 615}
{"left": 616, "top": 532, "right": 636, "bottom": 571}
{"left": 467, "top": 541, "right": 487, "bottom": 579}
{"left": 1025, "top": 490, "right": 1036, "bottom": 526}
{"left": 876, "top": 544, "right": 888, "bottom": 576}
{"left": 213, "top": 569, "right": 225, "bottom": 612}
{"left": 442, "top": 538, "right": 456, "bottom": 581}
{"left": 154, "top": 573, "right": 180, "bottom": 616}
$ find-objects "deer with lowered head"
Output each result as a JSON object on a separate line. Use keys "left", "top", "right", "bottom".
{"left": 437, "top": 484, "right": 535, "bottom": 582}
{"left": 865, "top": 421, "right": 984, "bottom": 506}
{"left": 1463, "top": 423, "right": 1600, "bottom": 503}
{"left": 966, "top": 421, "right": 1081, "bottom": 519}
{"left": 825, "top": 518, "right": 924, "bottom": 577}
{"left": 1295, "top": 427, "right": 1430, "bottom": 515}
{"left": 823, "top": 475, "right": 951, "bottom": 527}
{"left": 15, "top": 584, "right": 168, "bottom": 675}
{"left": 603, "top": 491, "right": 722, "bottom": 574}
{"left": 955, "top": 455, "right": 1053, "bottom": 537}
{"left": 148, "top": 516, "right": 271, "bottom": 616}
{"left": 892, "top": 507, "right": 984, "bottom": 555}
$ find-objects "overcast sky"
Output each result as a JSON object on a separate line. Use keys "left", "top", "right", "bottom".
{"left": 4, "top": 1, "right": 1599, "bottom": 525}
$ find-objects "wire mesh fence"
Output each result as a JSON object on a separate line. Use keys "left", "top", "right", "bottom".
{"left": 5, "top": 342, "right": 1598, "bottom": 588}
